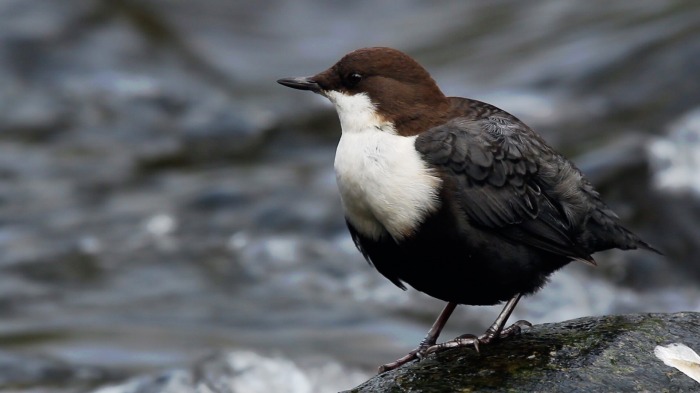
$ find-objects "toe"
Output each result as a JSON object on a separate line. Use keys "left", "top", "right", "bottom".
{"left": 499, "top": 320, "right": 532, "bottom": 339}
{"left": 514, "top": 319, "right": 533, "bottom": 328}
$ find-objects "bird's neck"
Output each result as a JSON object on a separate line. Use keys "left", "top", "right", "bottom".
{"left": 380, "top": 97, "right": 451, "bottom": 137}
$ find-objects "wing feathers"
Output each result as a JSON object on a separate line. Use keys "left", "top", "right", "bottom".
{"left": 416, "top": 116, "right": 593, "bottom": 261}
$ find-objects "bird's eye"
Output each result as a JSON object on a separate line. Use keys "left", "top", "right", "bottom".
{"left": 346, "top": 73, "right": 362, "bottom": 87}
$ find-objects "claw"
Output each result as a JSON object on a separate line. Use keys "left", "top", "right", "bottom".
{"left": 458, "top": 333, "right": 480, "bottom": 352}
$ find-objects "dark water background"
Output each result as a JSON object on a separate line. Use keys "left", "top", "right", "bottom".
{"left": 1, "top": 1, "right": 700, "bottom": 391}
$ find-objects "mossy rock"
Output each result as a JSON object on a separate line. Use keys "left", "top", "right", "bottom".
{"left": 347, "top": 312, "right": 700, "bottom": 392}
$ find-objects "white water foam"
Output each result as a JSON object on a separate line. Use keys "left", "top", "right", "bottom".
{"left": 648, "top": 108, "right": 700, "bottom": 195}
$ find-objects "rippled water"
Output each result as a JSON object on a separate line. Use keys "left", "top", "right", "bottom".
{"left": 1, "top": 1, "right": 700, "bottom": 391}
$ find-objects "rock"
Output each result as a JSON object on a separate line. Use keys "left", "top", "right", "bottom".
{"left": 346, "top": 312, "right": 700, "bottom": 393}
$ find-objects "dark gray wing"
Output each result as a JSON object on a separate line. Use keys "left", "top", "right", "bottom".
{"left": 415, "top": 115, "right": 595, "bottom": 262}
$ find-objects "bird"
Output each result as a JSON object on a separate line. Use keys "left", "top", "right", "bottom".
{"left": 277, "top": 47, "right": 660, "bottom": 373}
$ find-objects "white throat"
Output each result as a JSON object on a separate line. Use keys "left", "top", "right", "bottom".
{"left": 327, "top": 91, "right": 442, "bottom": 241}
{"left": 326, "top": 91, "right": 394, "bottom": 134}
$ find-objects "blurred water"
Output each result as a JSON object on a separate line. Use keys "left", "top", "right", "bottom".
{"left": 1, "top": 0, "right": 700, "bottom": 391}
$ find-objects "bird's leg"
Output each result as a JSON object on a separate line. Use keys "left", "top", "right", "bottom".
{"left": 422, "top": 293, "right": 531, "bottom": 356}
{"left": 377, "top": 302, "right": 457, "bottom": 373}
{"left": 478, "top": 293, "right": 531, "bottom": 344}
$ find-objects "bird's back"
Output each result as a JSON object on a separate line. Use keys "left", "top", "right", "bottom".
{"left": 441, "top": 96, "right": 657, "bottom": 257}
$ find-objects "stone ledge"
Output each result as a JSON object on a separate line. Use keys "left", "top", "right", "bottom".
{"left": 346, "top": 312, "right": 700, "bottom": 392}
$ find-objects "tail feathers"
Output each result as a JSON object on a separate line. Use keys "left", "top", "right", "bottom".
{"left": 618, "top": 226, "right": 663, "bottom": 255}
{"left": 583, "top": 221, "right": 663, "bottom": 256}
{"left": 634, "top": 239, "right": 664, "bottom": 255}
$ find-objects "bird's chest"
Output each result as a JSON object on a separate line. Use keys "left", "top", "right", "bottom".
{"left": 334, "top": 131, "right": 441, "bottom": 241}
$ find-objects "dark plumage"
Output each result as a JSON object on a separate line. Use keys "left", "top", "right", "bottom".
{"left": 349, "top": 97, "right": 656, "bottom": 306}
{"left": 277, "top": 47, "right": 659, "bottom": 373}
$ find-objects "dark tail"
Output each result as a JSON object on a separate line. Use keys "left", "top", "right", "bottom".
{"left": 618, "top": 225, "right": 663, "bottom": 255}
{"left": 634, "top": 239, "right": 664, "bottom": 255}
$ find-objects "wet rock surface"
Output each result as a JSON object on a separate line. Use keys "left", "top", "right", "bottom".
{"left": 348, "top": 312, "right": 700, "bottom": 393}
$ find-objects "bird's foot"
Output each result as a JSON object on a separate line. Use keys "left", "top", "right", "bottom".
{"left": 377, "top": 321, "right": 532, "bottom": 374}
{"left": 419, "top": 333, "right": 480, "bottom": 356}
{"left": 418, "top": 319, "right": 532, "bottom": 360}
{"left": 479, "top": 319, "right": 532, "bottom": 344}
{"left": 378, "top": 302, "right": 459, "bottom": 374}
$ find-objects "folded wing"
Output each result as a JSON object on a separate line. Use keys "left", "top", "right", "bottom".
{"left": 415, "top": 115, "right": 595, "bottom": 263}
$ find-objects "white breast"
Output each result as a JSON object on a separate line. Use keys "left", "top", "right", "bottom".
{"left": 327, "top": 91, "right": 442, "bottom": 241}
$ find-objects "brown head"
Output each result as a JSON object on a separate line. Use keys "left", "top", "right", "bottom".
{"left": 278, "top": 47, "right": 449, "bottom": 136}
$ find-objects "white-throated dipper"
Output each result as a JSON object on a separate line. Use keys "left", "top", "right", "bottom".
{"left": 277, "top": 47, "right": 660, "bottom": 373}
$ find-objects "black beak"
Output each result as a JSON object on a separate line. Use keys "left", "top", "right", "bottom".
{"left": 277, "top": 76, "right": 321, "bottom": 93}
